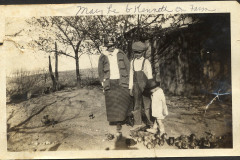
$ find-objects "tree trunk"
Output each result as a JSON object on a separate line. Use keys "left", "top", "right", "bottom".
{"left": 137, "top": 15, "right": 140, "bottom": 38}
{"left": 75, "top": 51, "right": 81, "bottom": 88}
{"left": 127, "top": 40, "right": 132, "bottom": 60}
{"left": 176, "top": 49, "right": 184, "bottom": 95}
{"left": 150, "top": 39, "right": 155, "bottom": 76}
{"left": 49, "top": 56, "right": 56, "bottom": 91}
{"left": 55, "top": 42, "right": 59, "bottom": 90}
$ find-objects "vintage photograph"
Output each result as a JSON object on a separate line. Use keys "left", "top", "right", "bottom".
{"left": 5, "top": 13, "right": 232, "bottom": 152}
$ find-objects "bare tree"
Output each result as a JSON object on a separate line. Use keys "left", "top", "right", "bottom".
{"left": 27, "top": 16, "right": 92, "bottom": 87}
{"left": 26, "top": 17, "right": 61, "bottom": 90}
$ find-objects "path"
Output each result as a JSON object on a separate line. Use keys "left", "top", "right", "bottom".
{"left": 7, "top": 87, "right": 232, "bottom": 151}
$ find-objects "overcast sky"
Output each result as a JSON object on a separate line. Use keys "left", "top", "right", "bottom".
{"left": 5, "top": 17, "right": 100, "bottom": 76}
{"left": 4, "top": 15, "right": 190, "bottom": 76}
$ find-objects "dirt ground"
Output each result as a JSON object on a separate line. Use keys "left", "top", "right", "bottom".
{"left": 6, "top": 87, "right": 232, "bottom": 151}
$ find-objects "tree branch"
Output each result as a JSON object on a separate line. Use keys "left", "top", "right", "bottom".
{"left": 57, "top": 51, "right": 76, "bottom": 59}
{"left": 97, "top": 16, "right": 108, "bottom": 34}
{"left": 143, "top": 15, "right": 161, "bottom": 28}
{"left": 52, "top": 17, "right": 76, "bottom": 51}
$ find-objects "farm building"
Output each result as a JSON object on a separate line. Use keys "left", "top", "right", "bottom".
{"left": 122, "top": 14, "right": 231, "bottom": 96}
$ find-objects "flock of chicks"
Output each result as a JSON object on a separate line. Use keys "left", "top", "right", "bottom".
{"left": 134, "top": 131, "right": 168, "bottom": 149}
{"left": 41, "top": 115, "right": 229, "bottom": 149}
{"left": 130, "top": 129, "right": 227, "bottom": 149}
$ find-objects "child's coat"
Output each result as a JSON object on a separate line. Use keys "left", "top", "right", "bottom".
{"left": 151, "top": 87, "right": 168, "bottom": 119}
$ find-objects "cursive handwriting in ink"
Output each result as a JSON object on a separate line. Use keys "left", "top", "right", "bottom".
{"left": 190, "top": 5, "right": 216, "bottom": 12}
{"left": 135, "top": 4, "right": 173, "bottom": 13}
{"left": 175, "top": 6, "right": 186, "bottom": 12}
{"left": 125, "top": 4, "right": 133, "bottom": 13}
{"left": 76, "top": 6, "right": 103, "bottom": 15}
{"left": 126, "top": 4, "right": 173, "bottom": 14}
{"left": 107, "top": 4, "right": 119, "bottom": 14}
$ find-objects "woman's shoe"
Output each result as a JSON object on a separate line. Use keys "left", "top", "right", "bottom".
{"left": 146, "top": 128, "right": 157, "bottom": 134}
{"left": 116, "top": 123, "right": 122, "bottom": 131}
{"left": 116, "top": 132, "right": 122, "bottom": 140}
{"left": 130, "top": 124, "right": 145, "bottom": 131}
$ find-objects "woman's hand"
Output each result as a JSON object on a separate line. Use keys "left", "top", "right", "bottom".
{"left": 129, "top": 89, "right": 133, "bottom": 96}
{"left": 101, "top": 82, "right": 105, "bottom": 94}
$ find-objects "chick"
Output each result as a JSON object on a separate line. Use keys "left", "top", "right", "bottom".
{"left": 146, "top": 142, "right": 154, "bottom": 149}
{"left": 159, "top": 138, "right": 165, "bottom": 146}
{"left": 137, "top": 137, "right": 143, "bottom": 143}
{"left": 168, "top": 137, "right": 175, "bottom": 146}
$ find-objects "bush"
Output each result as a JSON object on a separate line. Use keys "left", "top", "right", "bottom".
{"left": 6, "top": 68, "right": 101, "bottom": 102}
{"left": 6, "top": 69, "right": 51, "bottom": 102}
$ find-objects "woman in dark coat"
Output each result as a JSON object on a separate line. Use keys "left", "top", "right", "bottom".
{"left": 98, "top": 36, "right": 131, "bottom": 138}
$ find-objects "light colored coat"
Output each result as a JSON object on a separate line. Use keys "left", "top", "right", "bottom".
{"left": 151, "top": 87, "right": 168, "bottom": 119}
{"left": 98, "top": 49, "right": 130, "bottom": 91}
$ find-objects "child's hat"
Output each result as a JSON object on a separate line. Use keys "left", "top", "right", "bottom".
{"left": 132, "top": 41, "right": 148, "bottom": 53}
{"left": 146, "top": 79, "right": 160, "bottom": 90}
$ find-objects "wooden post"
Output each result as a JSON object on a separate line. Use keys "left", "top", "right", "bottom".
{"left": 55, "top": 42, "right": 59, "bottom": 90}
{"left": 49, "top": 56, "right": 56, "bottom": 91}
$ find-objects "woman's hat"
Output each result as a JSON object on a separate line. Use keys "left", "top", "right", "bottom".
{"left": 132, "top": 41, "right": 148, "bottom": 53}
{"left": 146, "top": 79, "right": 160, "bottom": 90}
{"left": 103, "top": 35, "right": 116, "bottom": 47}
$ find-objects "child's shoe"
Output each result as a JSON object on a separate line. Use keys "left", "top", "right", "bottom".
{"left": 116, "top": 132, "right": 122, "bottom": 140}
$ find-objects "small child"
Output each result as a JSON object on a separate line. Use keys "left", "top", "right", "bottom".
{"left": 145, "top": 79, "right": 168, "bottom": 136}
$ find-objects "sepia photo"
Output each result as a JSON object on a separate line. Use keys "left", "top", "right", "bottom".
{"left": 1, "top": 1, "right": 240, "bottom": 159}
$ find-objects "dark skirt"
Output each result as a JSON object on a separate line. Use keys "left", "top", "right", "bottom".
{"left": 105, "top": 79, "right": 131, "bottom": 122}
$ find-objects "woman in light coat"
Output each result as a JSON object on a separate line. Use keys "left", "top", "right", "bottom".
{"left": 98, "top": 36, "right": 131, "bottom": 138}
